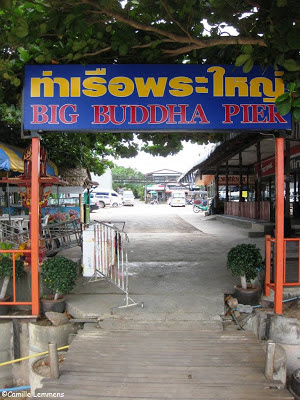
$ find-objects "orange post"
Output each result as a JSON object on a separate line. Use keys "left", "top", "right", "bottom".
{"left": 31, "top": 136, "right": 40, "bottom": 315}
{"left": 264, "top": 235, "right": 271, "bottom": 297}
{"left": 274, "top": 137, "right": 284, "bottom": 314}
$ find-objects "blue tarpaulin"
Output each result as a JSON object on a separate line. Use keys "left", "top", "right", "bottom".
{"left": 0, "top": 142, "right": 58, "bottom": 175}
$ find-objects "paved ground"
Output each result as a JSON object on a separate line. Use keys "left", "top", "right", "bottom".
{"left": 66, "top": 201, "right": 265, "bottom": 318}
{"left": 44, "top": 204, "right": 295, "bottom": 400}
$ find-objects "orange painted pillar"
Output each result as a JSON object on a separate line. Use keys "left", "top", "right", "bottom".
{"left": 274, "top": 137, "right": 284, "bottom": 314}
{"left": 31, "top": 137, "right": 40, "bottom": 315}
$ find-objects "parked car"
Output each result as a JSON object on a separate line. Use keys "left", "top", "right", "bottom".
{"left": 122, "top": 190, "right": 135, "bottom": 206}
{"left": 90, "top": 193, "right": 100, "bottom": 211}
{"left": 91, "top": 189, "right": 123, "bottom": 207}
{"left": 90, "top": 193, "right": 111, "bottom": 210}
{"left": 169, "top": 191, "right": 186, "bottom": 207}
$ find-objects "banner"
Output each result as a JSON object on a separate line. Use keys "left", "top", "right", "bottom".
{"left": 23, "top": 64, "right": 291, "bottom": 132}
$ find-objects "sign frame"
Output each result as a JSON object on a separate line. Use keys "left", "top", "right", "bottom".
{"left": 22, "top": 64, "right": 292, "bottom": 134}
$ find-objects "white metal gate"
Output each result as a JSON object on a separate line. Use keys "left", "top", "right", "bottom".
{"left": 86, "top": 220, "right": 143, "bottom": 313}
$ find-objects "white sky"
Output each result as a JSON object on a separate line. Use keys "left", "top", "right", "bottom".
{"left": 114, "top": 141, "right": 214, "bottom": 174}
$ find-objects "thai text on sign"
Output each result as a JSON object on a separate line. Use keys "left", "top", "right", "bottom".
{"left": 23, "top": 64, "right": 291, "bottom": 132}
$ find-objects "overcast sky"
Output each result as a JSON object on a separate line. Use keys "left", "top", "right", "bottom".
{"left": 114, "top": 141, "right": 214, "bottom": 174}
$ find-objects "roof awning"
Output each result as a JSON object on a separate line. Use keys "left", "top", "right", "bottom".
{"left": 0, "top": 142, "right": 58, "bottom": 176}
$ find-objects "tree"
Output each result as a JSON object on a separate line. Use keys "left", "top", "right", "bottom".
{"left": 0, "top": 0, "right": 299, "bottom": 171}
{"left": 112, "top": 165, "right": 145, "bottom": 199}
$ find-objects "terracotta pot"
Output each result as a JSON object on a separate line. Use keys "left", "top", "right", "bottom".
{"left": 234, "top": 284, "right": 261, "bottom": 306}
{"left": 0, "top": 296, "right": 10, "bottom": 315}
{"left": 40, "top": 295, "right": 65, "bottom": 314}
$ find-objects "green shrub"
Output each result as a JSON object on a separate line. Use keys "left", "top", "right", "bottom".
{"left": 227, "top": 243, "right": 263, "bottom": 281}
{"left": 0, "top": 257, "right": 24, "bottom": 279}
{"left": 42, "top": 256, "right": 78, "bottom": 296}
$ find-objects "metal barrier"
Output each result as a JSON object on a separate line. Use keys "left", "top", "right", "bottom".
{"left": 87, "top": 221, "right": 143, "bottom": 313}
{"left": 265, "top": 235, "right": 300, "bottom": 297}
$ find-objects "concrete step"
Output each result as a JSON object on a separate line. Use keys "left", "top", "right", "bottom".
{"left": 98, "top": 312, "right": 224, "bottom": 331}
{"left": 99, "top": 319, "right": 223, "bottom": 331}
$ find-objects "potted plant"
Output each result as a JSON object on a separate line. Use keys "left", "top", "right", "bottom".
{"left": 0, "top": 242, "right": 25, "bottom": 313}
{"left": 41, "top": 256, "right": 78, "bottom": 313}
{"left": 227, "top": 243, "right": 263, "bottom": 305}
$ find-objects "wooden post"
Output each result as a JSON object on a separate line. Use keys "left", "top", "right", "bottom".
{"left": 239, "top": 152, "right": 243, "bottom": 202}
{"left": 215, "top": 167, "right": 219, "bottom": 209}
{"left": 275, "top": 137, "right": 284, "bottom": 314}
{"left": 225, "top": 161, "right": 229, "bottom": 202}
{"left": 246, "top": 167, "right": 249, "bottom": 200}
{"left": 31, "top": 136, "right": 40, "bottom": 316}
{"left": 294, "top": 172, "right": 297, "bottom": 214}
{"left": 48, "top": 342, "right": 59, "bottom": 379}
{"left": 256, "top": 141, "right": 262, "bottom": 220}
{"left": 239, "top": 152, "right": 242, "bottom": 216}
{"left": 265, "top": 340, "right": 276, "bottom": 380}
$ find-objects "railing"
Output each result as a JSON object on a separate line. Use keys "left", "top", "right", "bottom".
{"left": 0, "top": 224, "right": 29, "bottom": 246}
{"left": 0, "top": 249, "right": 32, "bottom": 309}
{"left": 86, "top": 220, "right": 143, "bottom": 313}
{"left": 0, "top": 219, "right": 82, "bottom": 257}
{"left": 265, "top": 235, "right": 300, "bottom": 297}
{"left": 43, "top": 218, "right": 82, "bottom": 256}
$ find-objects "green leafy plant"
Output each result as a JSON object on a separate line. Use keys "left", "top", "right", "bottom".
{"left": 0, "top": 241, "right": 13, "bottom": 256}
{"left": 42, "top": 257, "right": 78, "bottom": 300}
{"left": 275, "top": 81, "right": 300, "bottom": 122}
{"left": 227, "top": 244, "right": 263, "bottom": 290}
{"left": 0, "top": 242, "right": 25, "bottom": 299}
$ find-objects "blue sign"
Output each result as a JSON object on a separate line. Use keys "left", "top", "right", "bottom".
{"left": 23, "top": 64, "right": 291, "bottom": 132}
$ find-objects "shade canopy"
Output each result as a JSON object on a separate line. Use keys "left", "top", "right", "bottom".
{"left": 0, "top": 142, "right": 58, "bottom": 176}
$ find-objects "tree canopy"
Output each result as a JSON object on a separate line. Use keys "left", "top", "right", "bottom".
{"left": 111, "top": 165, "right": 145, "bottom": 198}
{"left": 0, "top": 0, "right": 299, "bottom": 172}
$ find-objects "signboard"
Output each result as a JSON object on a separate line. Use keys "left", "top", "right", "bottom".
{"left": 23, "top": 64, "right": 291, "bottom": 132}
{"left": 218, "top": 175, "right": 255, "bottom": 185}
{"left": 255, "top": 145, "right": 300, "bottom": 177}
{"left": 146, "top": 184, "right": 165, "bottom": 191}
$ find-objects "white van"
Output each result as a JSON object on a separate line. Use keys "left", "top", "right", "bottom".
{"left": 91, "top": 189, "right": 123, "bottom": 207}
{"left": 122, "top": 190, "right": 135, "bottom": 206}
{"left": 169, "top": 191, "right": 186, "bottom": 207}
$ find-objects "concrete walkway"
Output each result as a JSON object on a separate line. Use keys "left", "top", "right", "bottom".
{"left": 40, "top": 206, "right": 294, "bottom": 400}
{"left": 65, "top": 204, "right": 265, "bottom": 319}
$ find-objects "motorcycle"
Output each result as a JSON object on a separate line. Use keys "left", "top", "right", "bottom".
{"left": 150, "top": 198, "right": 159, "bottom": 205}
{"left": 193, "top": 203, "right": 208, "bottom": 213}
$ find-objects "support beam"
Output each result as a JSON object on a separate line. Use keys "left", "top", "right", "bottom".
{"left": 246, "top": 167, "right": 250, "bottom": 200}
{"left": 275, "top": 137, "right": 284, "bottom": 315}
{"left": 294, "top": 172, "right": 297, "bottom": 212}
{"left": 256, "top": 141, "right": 262, "bottom": 220}
{"left": 239, "top": 152, "right": 243, "bottom": 203}
{"left": 215, "top": 167, "right": 219, "bottom": 209}
{"left": 31, "top": 136, "right": 40, "bottom": 316}
{"left": 225, "top": 162, "right": 229, "bottom": 202}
